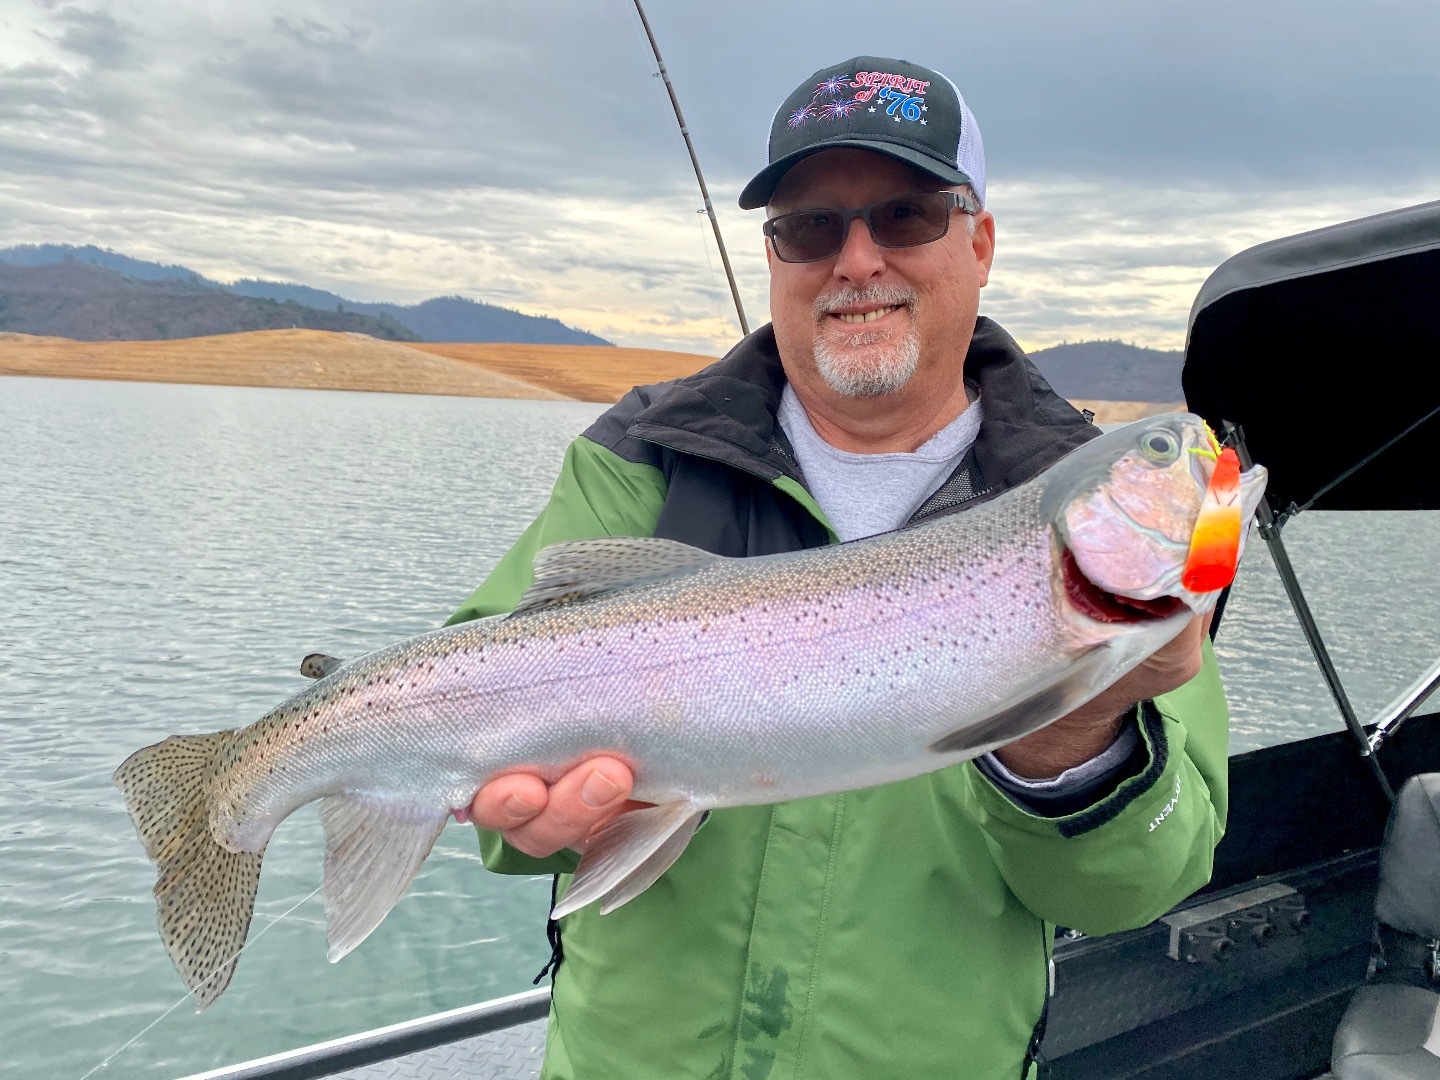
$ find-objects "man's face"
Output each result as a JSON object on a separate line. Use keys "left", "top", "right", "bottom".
{"left": 765, "top": 148, "right": 995, "bottom": 400}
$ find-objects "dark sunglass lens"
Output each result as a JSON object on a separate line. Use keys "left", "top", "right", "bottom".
{"left": 771, "top": 210, "right": 845, "bottom": 262}
{"left": 872, "top": 194, "right": 949, "bottom": 248}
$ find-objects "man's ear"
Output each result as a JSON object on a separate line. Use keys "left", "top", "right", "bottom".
{"left": 971, "top": 211, "right": 996, "bottom": 288}
{"left": 763, "top": 234, "right": 774, "bottom": 271}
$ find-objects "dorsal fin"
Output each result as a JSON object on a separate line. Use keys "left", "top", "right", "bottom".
{"left": 512, "top": 536, "right": 723, "bottom": 616}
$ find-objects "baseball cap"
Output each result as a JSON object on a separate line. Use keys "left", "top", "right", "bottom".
{"left": 738, "top": 56, "right": 986, "bottom": 211}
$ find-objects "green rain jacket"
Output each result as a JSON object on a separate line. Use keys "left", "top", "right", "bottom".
{"left": 447, "top": 319, "right": 1230, "bottom": 1080}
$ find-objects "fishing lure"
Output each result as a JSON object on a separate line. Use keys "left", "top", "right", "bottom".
{"left": 1181, "top": 442, "right": 1244, "bottom": 592}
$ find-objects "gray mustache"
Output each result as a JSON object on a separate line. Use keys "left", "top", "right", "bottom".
{"left": 813, "top": 284, "right": 919, "bottom": 319}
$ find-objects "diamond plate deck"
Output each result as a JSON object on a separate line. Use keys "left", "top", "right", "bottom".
{"left": 331, "top": 1018, "right": 546, "bottom": 1080}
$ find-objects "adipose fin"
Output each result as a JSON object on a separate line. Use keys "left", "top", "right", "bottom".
{"left": 300, "top": 653, "right": 346, "bottom": 680}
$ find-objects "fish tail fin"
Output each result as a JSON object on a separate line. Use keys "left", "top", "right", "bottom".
{"left": 113, "top": 731, "right": 263, "bottom": 1010}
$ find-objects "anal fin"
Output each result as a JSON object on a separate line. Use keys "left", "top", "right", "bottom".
{"left": 319, "top": 795, "right": 448, "bottom": 962}
{"left": 929, "top": 644, "right": 1116, "bottom": 755}
{"left": 550, "top": 801, "right": 703, "bottom": 920}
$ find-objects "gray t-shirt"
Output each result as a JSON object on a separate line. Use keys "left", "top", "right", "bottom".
{"left": 777, "top": 383, "right": 983, "bottom": 541}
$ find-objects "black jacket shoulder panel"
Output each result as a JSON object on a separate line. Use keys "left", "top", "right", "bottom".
{"left": 582, "top": 326, "right": 794, "bottom": 481}
{"left": 651, "top": 454, "right": 829, "bottom": 557}
{"left": 581, "top": 380, "right": 678, "bottom": 472}
{"left": 578, "top": 317, "right": 1096, "bottom": 557}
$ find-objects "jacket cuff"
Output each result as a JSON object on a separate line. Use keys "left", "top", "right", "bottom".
{"left": 975, "top": 708, "right": 1144, "bottom": 818}
{"left": 477, "top": 826, "right": 581, "bottom": 876}
{"left": 967, "top": 701, "right": 1173, "bottom": 839}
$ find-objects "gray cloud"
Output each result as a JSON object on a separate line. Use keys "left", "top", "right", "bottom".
{"left": 7, "top": 0, "right": 1439, "bottom": 196}
{"left": 0, "top": 0, "right": 1435, "bottom": 354}
{"left": 44, "top": 4, "right": 137, "bottom": 71}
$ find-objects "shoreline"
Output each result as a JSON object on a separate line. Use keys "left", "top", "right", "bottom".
{"left": 0, "top": 328, "right": 1183, "bottom": 422}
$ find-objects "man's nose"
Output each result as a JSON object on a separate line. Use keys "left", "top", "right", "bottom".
{"left": 831, "top": 216, "right": 886, "bottom": 284}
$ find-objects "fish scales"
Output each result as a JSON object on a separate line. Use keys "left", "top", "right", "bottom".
{"left": 113, "top": 413, "right": 1269, "bottom": 1007}
{"left": 219, "top": 482, "right": 1063, "bottom": 829}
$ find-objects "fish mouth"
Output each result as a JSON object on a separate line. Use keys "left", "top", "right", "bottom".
{"left": 1061, "top": 547, "right": 1187, "bottom": 624}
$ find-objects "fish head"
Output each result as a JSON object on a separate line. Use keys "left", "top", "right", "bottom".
{"left": 1041, "top": 413, "right": 1268, "bottom": 634}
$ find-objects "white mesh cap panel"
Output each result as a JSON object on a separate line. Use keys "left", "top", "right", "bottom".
{"left": 940, "top": 75, "right": 986, "bottom": 207}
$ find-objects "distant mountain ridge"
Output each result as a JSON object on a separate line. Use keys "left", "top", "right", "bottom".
{"left": 0, "top": 262, "right": 421, "bottom": 343}
{"left": 1028, "top": 339, "right": 1184, "bottom": 403}
{"left": 0, "top": 243, "right": 203, "bottom": 283}
{"left": 0, "top": 244, "right": 611, "bottom": 346}
{"left": 0, "top": 245, "right": 1183, "bottom": 398}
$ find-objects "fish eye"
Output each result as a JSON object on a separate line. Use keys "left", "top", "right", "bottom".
{"left": 1139, "top": 429, "right": 1181, "bottom": 464}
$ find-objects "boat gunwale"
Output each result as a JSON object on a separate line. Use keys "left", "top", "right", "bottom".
{"left": 177, "top": 986, "right": 550, "bottom": 1080}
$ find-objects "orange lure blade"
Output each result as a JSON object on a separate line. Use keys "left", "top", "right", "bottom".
{"left": 1182, "top": 446, "right": 1244, "bottom": 593}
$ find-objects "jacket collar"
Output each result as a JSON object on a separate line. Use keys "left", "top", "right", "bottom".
{"left": 626, "top": 317, "right": 1095, "bottom": 489}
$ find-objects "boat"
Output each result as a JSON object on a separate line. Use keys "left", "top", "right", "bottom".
{"left": 180, "top": 199, "right": 1440, "bottom": 1080}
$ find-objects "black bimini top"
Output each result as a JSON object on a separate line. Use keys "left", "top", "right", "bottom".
{"left": 1182, "top": 199, "right": 1440, "bottom": 514}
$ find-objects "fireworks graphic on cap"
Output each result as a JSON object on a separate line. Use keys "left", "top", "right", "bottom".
{"left": 788, "top": 105, "right": 812, "bottom": 129}
{"left": 813, "top": 74, "right": 850, "bottom": 99}
{"left": 820, "top": 97, "right": 861, "bottom": 120}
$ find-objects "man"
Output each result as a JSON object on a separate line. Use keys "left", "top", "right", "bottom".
{"left": 449, "top": 56, "right": 1228, "bottom": 1080}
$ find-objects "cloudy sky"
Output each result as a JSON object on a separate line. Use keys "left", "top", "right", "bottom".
{"left": 1, "top": 0, "right": 1436, "bottom": 355}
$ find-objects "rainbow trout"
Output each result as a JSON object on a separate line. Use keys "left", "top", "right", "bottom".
{"left": 115, "top": 413, "right": 1266, "bottom": 1007}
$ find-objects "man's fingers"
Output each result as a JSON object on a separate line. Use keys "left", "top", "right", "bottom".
{"left": 471, "top": 772, "right": 551, "bottom": 831}
{"left": 502, "top": 757, "right": 634, "bottom": 859}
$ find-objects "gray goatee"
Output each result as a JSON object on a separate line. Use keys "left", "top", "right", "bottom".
{"left": 812, "top": 283, "right": 920, "bottom": 397}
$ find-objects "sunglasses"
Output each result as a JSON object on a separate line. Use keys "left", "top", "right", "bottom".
{"left": 763, "top": 190, "right": 981, "bottom": 264}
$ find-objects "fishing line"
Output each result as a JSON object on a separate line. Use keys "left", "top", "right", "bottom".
{"left": 75, "top": 884, "right": 323, "bottom": 1080}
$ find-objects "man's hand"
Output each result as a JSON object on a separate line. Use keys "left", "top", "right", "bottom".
{"left": 469, "top": 757, "right": 638, "bottom": 859}
{"left": 992, "top": 613, "right": 1211, "bottom": 780}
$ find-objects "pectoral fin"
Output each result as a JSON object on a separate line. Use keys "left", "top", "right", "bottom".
{"left": 318, "top": 795, "right": 447, "bottom": 962}
{"left": 929, "top": 644, "right": 1115, "bottom": 755}
{"left": 551, "top": 801, "right": 703, "bottom": 920}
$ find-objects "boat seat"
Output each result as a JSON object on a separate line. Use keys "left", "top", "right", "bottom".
{"left": 1333, "top": 774, "right": 1440, "bottom": 1080}
{"left": 1332, "top": 985, "right": 1440, "bottom": 1079}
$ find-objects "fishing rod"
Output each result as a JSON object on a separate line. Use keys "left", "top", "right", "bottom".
{"left": 631, "top": 0, "right": 751, "bottom": 337}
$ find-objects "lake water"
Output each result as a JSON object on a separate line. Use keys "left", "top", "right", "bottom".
{"left": 2, "top": 376, "right": 1438, "bottom": 1080}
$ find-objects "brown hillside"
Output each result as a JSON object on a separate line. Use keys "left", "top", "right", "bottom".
{"left": 0, "top": 329, "right": 1168, "bottom": 422}
{"left": 0, "top": 329, "right": 569, "bottom": 399}
{"left": 411, "top": 342, "right": 714, "bottom": 403}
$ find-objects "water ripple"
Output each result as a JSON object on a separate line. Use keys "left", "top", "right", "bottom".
{"left": 1, "top": 380, "right": 589, "bottom": 1079}
{"left": 2, "top": 377, "right": 1438, "bottom": 1077}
